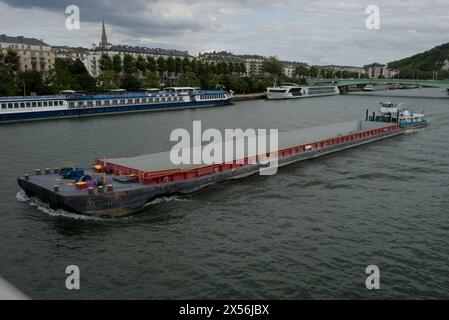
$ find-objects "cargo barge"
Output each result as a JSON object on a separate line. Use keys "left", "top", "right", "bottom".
{"left": 18, "top": 120, "right": 409, "bottom": 218}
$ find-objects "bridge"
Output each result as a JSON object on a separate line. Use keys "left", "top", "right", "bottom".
{"left": 314, "top": 78, "right": 449, "bottom": 89}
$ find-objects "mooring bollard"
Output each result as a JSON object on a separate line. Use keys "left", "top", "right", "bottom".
{"left": 25, "top": 174, "right": 29, "bottom": 181}
{"left": 35, "top": 169, "right": 41, "bottom": 175}
{"left": 54, "top": 167, "right": 59, "bottom": 174}
{"left": 45, "top": 168, "right": 50, "bottom": 175}
{"left": 107, "top": 184, "right": 113, "bottom": 192}
{"left": 54, "top": 185, "right": 59, "bottom": 192}
{"left": 98, "top": 186, "right": 104, "bottom": 193}
{"left": 88, "top": 187, "right": 94, "bottom": 195}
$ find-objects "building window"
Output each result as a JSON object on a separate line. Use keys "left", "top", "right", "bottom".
{"left": 1, "top": 104, "right": 6, "bottom": 109}
{"left": 43, "top": 101, "right": 48, "bottom": 107}
{"left": 20, "top": 103, "right": 25, "bottom": 108}
{"left": 14, "top": 103, "right": 19, "bottom": 108}
{"left": 8, "top": 103, "right": 13, "bottom": 109}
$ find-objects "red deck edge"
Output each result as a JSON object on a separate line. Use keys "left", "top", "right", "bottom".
{"left": 95, "top": 124, "right": 400, "bottom": 185}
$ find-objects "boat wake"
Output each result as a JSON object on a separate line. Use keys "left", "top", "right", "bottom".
{"left": 15, "top": 190, "right": 30, "bottom": 202}
{"left": 15, "top": 191, "right": 104, "bottom": 221}
{"left": 145, "top": 196, "right": 192, "bottom": 206}
{"left": 29, "top": 199, "right": 105, "bottom": 221}
{"left": 29, "top": 199, "right": 103, "bottom": 220}
{"left": 16, "top": 190, "right": 189, "bottom": 220}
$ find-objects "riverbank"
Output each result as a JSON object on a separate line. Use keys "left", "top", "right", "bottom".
{"left": 231, "top": 92, "right": 266, "bottom": 102}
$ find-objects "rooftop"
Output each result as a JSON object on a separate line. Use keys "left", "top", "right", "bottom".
{"left": 0, "top": 34, "right": 49, "bottom": 46}
{"left": 52, "top": 46, "right": 90, "bottom": 53}
{"left": 93, "top": 44, "right": 192, "bottom": 57}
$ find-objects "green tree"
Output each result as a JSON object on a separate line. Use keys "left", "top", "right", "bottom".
{"left": 189, "top": 60, "right": 198, "bottom": 74}
{"left": 146, "top": 56, "right": 157, "bottom": 72}
{"left": 309, "top": 66, "right": 319, "bottom": 78}
{"left": 229, "top": 74, "right": 249, "bottom": 93}
{"left": 97, "top": 70, "right": 118, "bottom": 91}
{"left": 239, "top": 62, "right": 246, "bottom": 74}
{"left": 166, "top": 56, "right": 176, "bottom": 73}
{"left": 99, "top": 54, "right": 113, "bottom": 71}
{"left": 136, "top": 55, "right": 147, "bottom": 74}
{"left": 157, "top": 57, "right": 167, "bottom": 74}
{"left": 120, "top": 74, "right": 141, "bottom": 91}
{"left": 112, "top": 55, "right": 122, "bottom": 73}
{"left": 3, "top": 49, "right": 20, "bottom": 72}
{"left": 182, "top": 57, "right": 191, "bottom": 73}
{"left": 263, "top": 56, "right": 283, "bottom": 76}
{"left": 175, "top": 57, "right": 183, "bottom": 74}
{"left": 16, "top": 71, "right": 48, "bottom": 95}
{"left": 46, "top": 58, "right": 77, "bottom": 93}
{"left": 177, "top": 72, "right": 199, "bottom": 87}
{"left": 0, "top": 64, "right": 17, "bottom": 95}
{"left": 295, "top": 65, "right": 308, "bottom": 78}
{"left": 70, "top": 59, "right": 96, "bottom": 92}
{"left": 123, "top": 54, "right": 136, "bottom": 75}
{"left": 142, "top": 71, "right": 160, "bottom": 88}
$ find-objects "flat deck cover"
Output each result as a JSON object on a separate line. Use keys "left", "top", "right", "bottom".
{"left": 105, "top": 121, "right": 393, "bottom": 173}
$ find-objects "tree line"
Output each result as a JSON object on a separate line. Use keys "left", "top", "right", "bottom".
{"left": 1, "top": 49, "right": 367, "bottom": 97}
{"left": 96, "top": 53, "right": 269, "bottom": 93}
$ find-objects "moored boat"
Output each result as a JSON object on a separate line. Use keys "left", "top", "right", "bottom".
{"left": 266, "top": 83, "right": 340, "bottom": 100}
{"left": 0, "top": 87, "right": 232, "bottom": 123}
{"left": 363, "top": 84, "right": 388, "bottom": 92}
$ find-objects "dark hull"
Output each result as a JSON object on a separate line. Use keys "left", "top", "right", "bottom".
{"left": 17, "top": 129, "right": 403, "bottom": 218}
{"left": 1, "top": 100, "right": 231, "bottom": 124}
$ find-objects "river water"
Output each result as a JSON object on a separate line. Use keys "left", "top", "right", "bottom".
{"left": 1, "top": 88, "right": 448, "bottom": 299}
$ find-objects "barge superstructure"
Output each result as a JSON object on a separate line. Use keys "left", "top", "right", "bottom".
{"left": 367, "top": 102, "right": 427, "bottom": 130}
{"left": 0, "top": 87, "right": 232, "bottom": 123}
{"left": 19, "top": 120, "right": 406, "bottom": 217}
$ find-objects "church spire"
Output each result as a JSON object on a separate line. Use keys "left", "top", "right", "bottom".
{"left": 101, "top": 19, "right": 108, "bottom": 48}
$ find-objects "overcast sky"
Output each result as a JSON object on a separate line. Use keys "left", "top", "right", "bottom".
{"left": 1, "top": 0, "right": 448, "bottom": 66}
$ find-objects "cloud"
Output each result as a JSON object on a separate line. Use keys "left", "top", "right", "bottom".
{"left": 1, "top": 0, "right": 449, "bottom": 66}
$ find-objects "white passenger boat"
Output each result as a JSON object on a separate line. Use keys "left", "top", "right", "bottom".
{"left": 266, "top": 83, "right": 340, "bottom": 100}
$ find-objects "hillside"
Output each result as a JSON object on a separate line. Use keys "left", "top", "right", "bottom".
{"left": 388, "top": 42, "right": 449, "bottom": 72}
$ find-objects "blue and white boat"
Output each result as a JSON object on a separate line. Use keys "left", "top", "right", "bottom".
{"left": 0, "top": 87, "right": 232, "bottom": 123}
{"left": 367, "top": 102, "right": 427, "bottom": 129}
